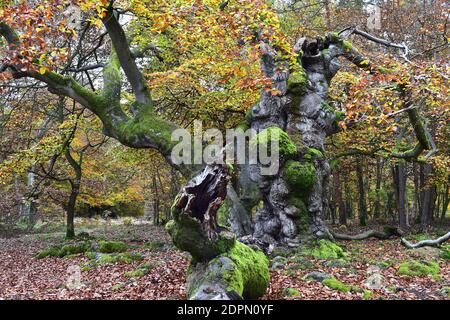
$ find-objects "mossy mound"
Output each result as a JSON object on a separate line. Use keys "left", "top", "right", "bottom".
{"left": 303, "top": 239, "right": 347, "bottom": 260}
{"left": 143, "top": 241, "right": 165, "bottom": 251}
{"left": 251, "top": 127, "right": 297, "bottom": 159}
{"left": 284, "top": 161, "right": 316, "bottom": 193}
{"left": 97, "top": 252, "right": 143, "bottom": 265}
{"left": 440, "top": 244, "right": 449, "bottom": 260}
{"left": 98, "top": 240, "right": 128, "bottom": 253}
{"left": 322, "top": 277, "right": 350, "bottom": 293}
{"left": 124, "top": 262, "right": 154, "bottom": 277}
{"left": 287, "top": 70, "right": 307, "bottom": 95}
{"left": 307, "top": 148, "right": 324, "bottom": 159}
{"left": 397, "top": 260, "right": 440, "bottom": 279}
{"left": 282, "top": 287, "right": 300, "bottom": 297}
{"left": 36, "top": 242, "right": 91, "bottom": 259}
{"left": 363, "top": 289, "right": 374, "bottom": 300}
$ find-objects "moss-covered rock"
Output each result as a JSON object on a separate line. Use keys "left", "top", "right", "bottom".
{"left": 282, "top": 287, "right": 300, "bottom": 297}
{"left": 124, "top": 262, "right": 154, "bottom": 277}
{"left": 97, "top": 252, "right": 143, "bottom": 265}
{"left": 307, "top": 148, "right": 324, "bottom": 159}
{"left": 36, "top": 242, "right": 91, "bottom": 259}
{"left": 287, "top": 70, "right": 307, "bottom": 96}
{"left": 397, "top": 260, "right": 440, "bottom": 279}
{"left": 303, "top": 239, "right": 347, "bottom": 260}
{"left": 251, "top": 127, "right": 297, "bottom": 159}
{"left": 284, "top": 161, "right": 316, "bottom": 193}
{"left": 323, "top": 277, "right": 350, "bottom": 292}
{"left": 98, "top": 240, "right": 128, "bottom": 253}
{"left": 343, "top": 40, "right": 353, "bottom": 50}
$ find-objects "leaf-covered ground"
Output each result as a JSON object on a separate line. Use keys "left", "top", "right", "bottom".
{"left": 0, "top": 220, "right": 448, "bottom": 300}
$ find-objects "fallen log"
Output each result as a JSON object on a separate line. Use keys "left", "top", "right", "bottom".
{"left": 401, "top": 231, "right": 450, "bottom": 249}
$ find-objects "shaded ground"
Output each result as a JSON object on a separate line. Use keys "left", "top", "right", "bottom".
{"left": 0, "top": 219, "right": 448, "bottom": 300}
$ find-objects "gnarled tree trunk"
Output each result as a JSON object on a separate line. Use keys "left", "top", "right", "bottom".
{"left": 166, "top": 164, "right": 269, "bottom": 300}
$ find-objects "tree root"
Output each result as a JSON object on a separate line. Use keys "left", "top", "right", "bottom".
{"left": 401, "top": 231, "right": 450, "bottom": 249}
{"left": 330, "top": 226, "right": 403, "bottom": 240}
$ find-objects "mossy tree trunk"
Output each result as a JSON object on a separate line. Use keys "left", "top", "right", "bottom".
{"left": 248, "top": 34, "right": 366, "bottom": 247}
{"left": 166, "top": 164, "right": 269, "bottom": 300}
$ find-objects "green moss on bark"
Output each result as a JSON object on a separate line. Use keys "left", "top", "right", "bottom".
{"left": 284, "top": 161, "right": 316, "bottom": 193}
{"left": 287, "top": 70, "right": 307, "bottom": 95}
{"left": 165, "top": 215, "right": 235, "bottom": 263}
{"left": 251, "top": 127, "right": 297, "bottom": 159}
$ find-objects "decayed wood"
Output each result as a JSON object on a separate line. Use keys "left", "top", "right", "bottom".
{"left": 175, "top": 164, "right": 229, "bottom": 241}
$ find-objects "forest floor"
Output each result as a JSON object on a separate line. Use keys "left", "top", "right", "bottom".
{"left": 0, "top": 218, "right": 448, "bottom": 300}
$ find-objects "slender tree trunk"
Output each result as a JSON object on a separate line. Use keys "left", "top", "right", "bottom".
{"left": 420, "top": 163, "right": 434, "bottom": 229}
{"left": 334, "top": 169, "right": 346, "bottom": 225}
{"left": 152, "top": 176, "right": 160, "bottom": 225}
{"left": 441, "top": 181, "right": 449, "bottom": 220}
{"left": 374, "top": 157, "right": 382, "bottom": 219}
{"left": 392, "top": 162, "right": 407, "bottom": 229}
{"left": 412, "top": 162, "right": 420, "bottom": 223}
{"left": 64, "top": 150, "right": 82, "bottom": 239}
{"left": 356, "top": 157, "right": 367, "bottom": 226}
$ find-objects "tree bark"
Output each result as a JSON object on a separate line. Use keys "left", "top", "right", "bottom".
{"left": 356, "top": 157, "right": 367, "bottom": 226}
{"left": 373, "top": 157, "right": 382, "bottom": 219}
{"left": 64, "top": 149, "right": 82, "bottom": 239}
{"left": 166, "top": 164, "right": 269, "bottom": 300}
{"left": 392, "top": 162, "right": 408, "bottom": 229}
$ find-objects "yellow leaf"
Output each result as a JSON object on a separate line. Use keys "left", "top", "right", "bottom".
{"left": 39, "top": 67, "right": 47, "bottom": 75}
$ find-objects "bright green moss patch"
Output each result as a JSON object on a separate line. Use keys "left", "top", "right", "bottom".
{"left": 307, "top": 148, "right": 323, "bottom": 159}
{"left": 284, "top": 161, "right": 316, "bottom": 192}
{"left": 36, "top": 242, "right": 91, "bottom": 259}
{"left": 287, "top": 70, "right": 307, "bottom": 95}
{"left": 282, "top": 287, "right": 300, "bottom": 297}
{"left": 98, "top": 240, "right": 128, "bottom": 253}
{"left": 363, "top": 289, "right": 374, "bottom": 300}
{"left": 124, "top": 262, "right": 154, "bottom": 277}
{"left": 397, "top": 260, "right": 440, "bottom": 279}
{"left": 143, "top": 241, "right": 165, "bottom": 251}
{"left": 343, "top": 40, "right": 353, "bottom": 50}
{"left": 323, "top": 277, "right": 350, "bottom": 292}
{"left": 97, "top": 252, "right": 143, "bottom": 265}
{"left": 220, "top": 241, "right": 270, "bottom": 299}
{"left": 251, "top": 127, "right": 297, "bottom": 159}
{"left": 440, "top": 244, "right": 450, "bottom": 260}
{"left": 303, "top": 239, "right": 347, "bottom": 260}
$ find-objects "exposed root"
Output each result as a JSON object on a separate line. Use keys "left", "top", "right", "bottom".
{"left": 331, "top": 226, "right": 403, "bottom": 241}
{"left": 401, "top": 231, "right": 450, "bottom": 249}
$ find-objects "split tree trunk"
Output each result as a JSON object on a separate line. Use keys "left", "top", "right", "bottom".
{"left": 166, "top": 164, "right": 269, "bottom": 300}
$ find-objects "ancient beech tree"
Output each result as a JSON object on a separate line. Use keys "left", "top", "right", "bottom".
{"left": 0, "top": 1, "right": 438, "bottom": 299}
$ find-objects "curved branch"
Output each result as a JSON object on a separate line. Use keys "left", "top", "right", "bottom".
{"left": 401, "top": 232, "right": 450, "bottom": 249}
